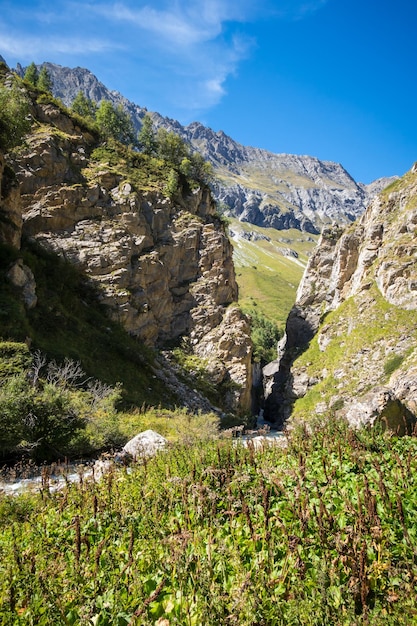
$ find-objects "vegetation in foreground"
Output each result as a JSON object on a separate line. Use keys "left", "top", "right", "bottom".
{"left": 1, "top": 420, "right": 417, "bottom": 625}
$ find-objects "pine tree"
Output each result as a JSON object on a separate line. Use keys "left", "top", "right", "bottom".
{"left": 37, "top": 66, "right": 52, "bottom": 93}
{"left": 24, "top": 62, "right": 38, "bottom": 86}
{"left": 138, "top": 114, "right": 157, "bottom": 155}
{"left": 95, "top": 100, "right": 136, "bottom": 144}
{"left": 71, "top": 91, "right": 97, "bottom": 120}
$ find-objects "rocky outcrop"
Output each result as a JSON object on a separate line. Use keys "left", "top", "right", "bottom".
{"left": 264, "top": 165, "right": 417, "bottom": 430}
{"left": 6, "top": 259, "right": 37, "bottom": 309}
{"left": 7, "top": 97, "right": 252, "bottom": 413}
{"left": 0, "top": 151, "right": 22, "bottom": 248}
{"left": 193, "top": 306, "right": 253, "bottom": 411}
{"left": 15, "top": 62, "right": 397, "bottom": 234}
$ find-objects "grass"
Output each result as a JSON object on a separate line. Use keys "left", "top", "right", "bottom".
{"left": 83, "top": 142, "right": 174, "bottom": 194}
{"left": 230, "top": 220, "right": 316, "bottom": 329}
{"left": 1, "top": 420, "right": 417, "bottom": 624}
{"left": 290, "top": 284, "right": 417, "bottom": 420}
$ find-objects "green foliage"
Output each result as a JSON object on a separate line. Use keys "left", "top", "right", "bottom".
{"left": 137, "top": 113, "right": 157, "bottom": 155}
{"left": 165, "top": 168, "right": 179, "bottom": 199}
{"left": 0, "top": 350, "right": 122, "bottom": 460}
{"left": 154, "top": 128, "right": 214, "bottom": 187}
{"left": 23, "top": 63, "right": 52, "bottom": 94}
{"left": 0, "top": 82, "right": 31, "bottom": 151}
{"left": 70, "top": 90, "right": 98, "bottom": 121}
{"left": 23, "top": 61, "right": 38, "bottom": 86}
{"left": 1, "top": 422, "right": 417, "bottom": 623}
{"left": 95, "top": 100, "right": 136, "bottom": 145}
{"left": 245, "top": 307, "right": 281, "bottom": 363}
{"left": 37, "top": 66, "right": 52, "bottom": 93}
{"left": 0, "top": 341, "right": 31, "bottom": 379}
{"left": 181, "top": 151, "right": 214, "bottom": 185}
{"left": 0, "top": 370, "right": 85, "bottom": 461}
{"left": 156, "top": 127, "right": 189, "bottom": 165}
{"left": 118, "top": 406, "right": 220, "bottom": 445}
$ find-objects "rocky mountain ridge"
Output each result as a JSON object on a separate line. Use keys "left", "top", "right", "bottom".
{"left": 264, "top": 164, "right": 417, "bottom": 430}
{"left": 15, "top": 62, "right": 397, "bottom": 234}
{"left": 1, "top": 77, "right": 252, "bottom": 414}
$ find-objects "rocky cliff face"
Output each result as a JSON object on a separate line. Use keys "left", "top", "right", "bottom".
{"left": 15, "top": 63, "right": 397, "bottom": 234}
{"left": 0, "top": 151, "right": 22, "bottom": 248}
{"left": 3, "top": 91, "right": 252, "bottom": 414}
{"left": 264, "top": 164, "right": 417, "bottom": 431}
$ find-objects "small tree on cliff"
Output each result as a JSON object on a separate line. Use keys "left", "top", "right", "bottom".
{"left": 156, "top": 128, "right": 189, "bottom": 166}
{"left": 96, "top": 100, "right": 136, "bottom": 145}
{"left": 71, "top": 91, "right": 97, "bottom": 121}
{"left": 138, "top": 113, "right": 157, "bottom": 156}
{"left": 0, "top": 83, "right": 31, "bottom": 151}
{"left": 24, "top": 62, "right": 38, "bottom": 86}
{"left": 37, "top": 65, "right": 53, "bottom": 93}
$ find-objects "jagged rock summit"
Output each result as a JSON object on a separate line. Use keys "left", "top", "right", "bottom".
{"left": 16, "top": 62, "right": 397, "bottom": 234}
{"left": 264, "top": 163, "right": 417, "bottom": 431}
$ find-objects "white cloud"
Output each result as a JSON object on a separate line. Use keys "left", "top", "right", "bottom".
{"left": 205, "top": 78, "right": 226, "bottom": 97}
{"left": 90, "top": 0, "right": 256, "bottom": 47}
{"left": 0, "top": 0, "right": 328, "bottom": 116}
{"left": 0, "top": 32, "right": 119, "bottom": 61}
{"left": 79, "top": 1, "right": 256, "bottom": 111}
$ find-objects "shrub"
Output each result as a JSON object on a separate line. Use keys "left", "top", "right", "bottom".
{"left": 0, "top": 82, "right": 31, "bottom": 151}
{"left": 245, "top": 308, "right": 281, "bottom": 363}
{"left": 0, "top": 348, "right": 124, "bottom": 460}
{"left": 0, "top": 341, "right": 32, "bottom": 379}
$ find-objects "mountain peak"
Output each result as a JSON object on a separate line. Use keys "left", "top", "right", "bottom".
{"left": 16, "top": 61, "right": 395, "bottom": 233}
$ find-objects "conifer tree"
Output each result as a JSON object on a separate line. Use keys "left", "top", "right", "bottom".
{"left": 71, "top": 91, "right": 97, "bottom": 120}
{"left": 95, "top": 100, "right": 136, "bottom": 144}
{"left": 37, "top": 65, "right": 52, "bottom": 93}
{"left": 138, "top": 114, "right": 157, "bottom": 155}
{"left": 24, "top": 62, "right": 38, "bottom": 86}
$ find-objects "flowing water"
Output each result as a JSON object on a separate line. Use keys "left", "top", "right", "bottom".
{"left": 0, "top": 460, "right": 101, "bottom": 496}
{"left": 0, "top": 424, "right": 285, "bottom": 496}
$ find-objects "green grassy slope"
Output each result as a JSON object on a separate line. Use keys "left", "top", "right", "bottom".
{"left": 230, "top": 219, "right": 317, "bottom": 328}
{"left": 291, "top": 283, "right": 417, "bottom": 421}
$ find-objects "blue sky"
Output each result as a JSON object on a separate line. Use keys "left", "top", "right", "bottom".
{"left": 0, "top": 0, "right": 416, "bottom": 183}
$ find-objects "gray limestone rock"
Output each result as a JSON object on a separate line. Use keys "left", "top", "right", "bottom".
{"left": 264, "top": 164, "right": 417, "bottom": 429}
{"left": 122, "top": 430, "right": 168, "bottom": 459}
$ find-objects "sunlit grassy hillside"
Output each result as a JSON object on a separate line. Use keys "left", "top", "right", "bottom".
{"left": 229, "top": 219, "right": 317, "bottom": 328}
